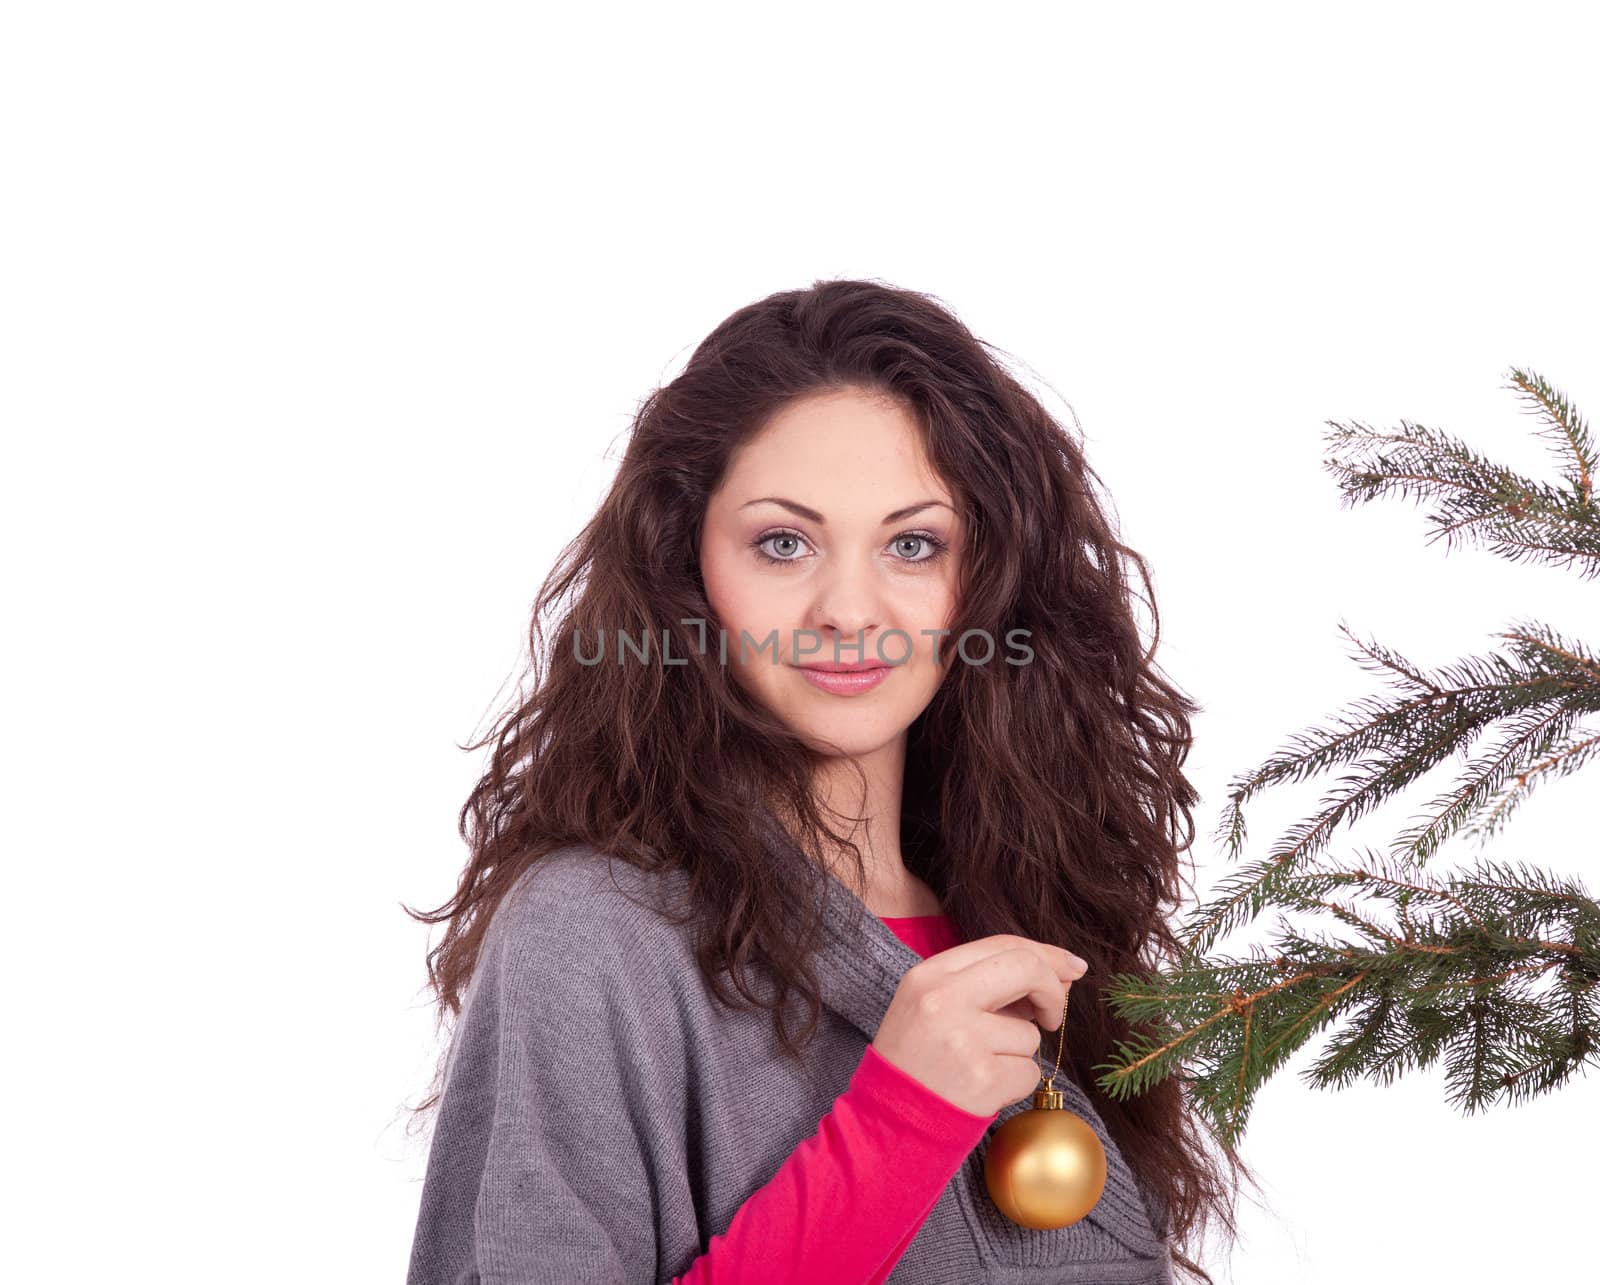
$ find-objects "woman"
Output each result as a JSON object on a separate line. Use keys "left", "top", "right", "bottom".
{"left": 403, "top": 279, "right": 1252, "bottom": 1283}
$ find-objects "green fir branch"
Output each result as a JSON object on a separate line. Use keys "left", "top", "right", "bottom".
{"left": 1102, "top": 366, "right": 1600, "bottom": 1150}
{"left": 1099, "top": 853, "right": 1599, "bottom": 1148}
{"left": 1504, "top": 366, "right": 1595, "bottom": 509}
{"left": 1391, "top": 704, "right": 1589, "bottom": 860}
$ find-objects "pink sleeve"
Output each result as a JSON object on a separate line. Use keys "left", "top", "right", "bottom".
{"left": 671, "top": 1042, "right": 997, "bottom": 1284}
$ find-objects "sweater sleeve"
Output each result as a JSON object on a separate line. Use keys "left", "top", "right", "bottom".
{"left": 671, "top": 1043, "right": 996, "bottom": 1285}
{"left": 406, "top": 882, "right": 690, "bottom": 1285}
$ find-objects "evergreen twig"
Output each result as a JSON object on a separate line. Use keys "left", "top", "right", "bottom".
{"left": 1098, "top": 367, "right": 1600, "bottom": 1147}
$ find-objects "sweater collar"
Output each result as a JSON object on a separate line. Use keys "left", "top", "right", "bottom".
{"left": 809, "top": 854, "right": 932, "bottom": 1040}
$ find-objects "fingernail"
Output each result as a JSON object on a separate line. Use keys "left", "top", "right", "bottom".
{"left": 1070, "top": 954, "right": 1088, "bottom": 973}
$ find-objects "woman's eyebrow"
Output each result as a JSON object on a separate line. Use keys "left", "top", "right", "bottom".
{"left": 739, "top": 496, "right": 953, "bottom": 524}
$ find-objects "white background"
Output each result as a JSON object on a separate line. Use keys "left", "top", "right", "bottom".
{"left": 5, "top": 3, "right": 1597, "bottom": 1281}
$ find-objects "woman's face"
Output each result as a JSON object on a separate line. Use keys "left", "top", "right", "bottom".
{"left": 698, "top": 386, "right": 964, "bottom": 760}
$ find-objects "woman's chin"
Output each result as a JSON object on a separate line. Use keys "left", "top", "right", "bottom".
{"left": 782, "top": 714, "right": 907, "bottom": 760}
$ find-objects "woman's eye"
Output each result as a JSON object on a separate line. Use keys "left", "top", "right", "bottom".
{"left": 753, "top": 531, "right": 808, "bottom": 563}
{"left": 894, "top": 533, "right": 947, "bottom": 562}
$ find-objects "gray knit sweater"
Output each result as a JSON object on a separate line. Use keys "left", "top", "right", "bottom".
{"left": 407, "top": 842, "right": 1175, "bottom": 1284}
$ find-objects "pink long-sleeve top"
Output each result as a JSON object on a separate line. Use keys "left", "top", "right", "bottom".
{"left": 671, "top": 912, "right": 998, "bottom": 1284}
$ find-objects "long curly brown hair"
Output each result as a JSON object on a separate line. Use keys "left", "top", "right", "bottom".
{"left": 403, "top": 277, "right": 1255, "bottom": 1282}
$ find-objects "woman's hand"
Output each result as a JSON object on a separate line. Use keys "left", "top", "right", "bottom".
{"left": 871, "top": 934, "right": 1088, "bottom": 1117}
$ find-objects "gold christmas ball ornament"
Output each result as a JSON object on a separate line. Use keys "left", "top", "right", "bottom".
{"left": 982, "top": 1082, "right": 1107, "bottom": 1228}
{"left": 981, "top": 976, "right": 1107, "bottom": 1229}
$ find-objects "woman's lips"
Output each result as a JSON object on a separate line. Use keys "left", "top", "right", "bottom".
{"left": 795, "top": 664, "right": 892, "bottom": 695}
